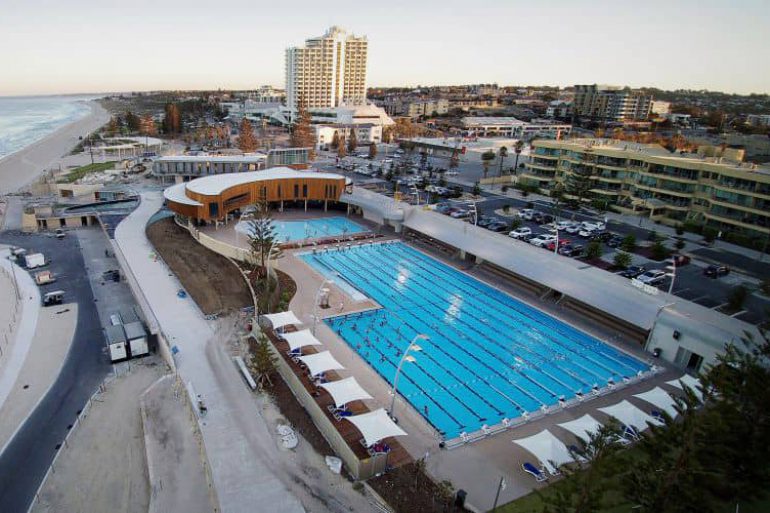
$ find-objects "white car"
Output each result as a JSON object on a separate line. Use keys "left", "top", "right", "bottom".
{"left": 565, "top": 224, "right": 581, "bottom": 234}
{"left": 445, "top": 170, "right": 459, "bottom": 176}
{"left": 509, "top": 227, "right": 533, "bottom": 239}
{"left": 636, "top": 270, "right": 667, "bottom": 285}
{"left": 556, "top": 221, "right": 573, "bottom": 231}
{"left": 529, "top": 234, "right": 557, "bottom": 247}
{"left": 578, "top": 228, "right": 596, "bottom": 238}
{"left": 450, "top": 210, "right": 470, "bottom": 219}
{"left": 519, "top": 209, "right": 534, "bottom": 220}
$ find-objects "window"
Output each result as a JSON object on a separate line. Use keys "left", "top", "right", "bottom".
{"left": 303, "top": 184, "right": 308, "bottom": 197}
{"left": 294, "top": 184, "right": 299, "bottom": 198}
{"left": 208, "top": 202, "right": 219, "bottom": 218}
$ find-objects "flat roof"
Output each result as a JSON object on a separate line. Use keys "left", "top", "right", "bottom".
{"left": 173, "top": 167, "right": 347, "bottom": 198}
{"left": 402, "top": 207, "right": 758, "bottom": 343}
{"left": 156, "top": 154, "right": 267, "bottom": 163}
{"left": 163, "top": 182, "right": 202, "bottom": 206}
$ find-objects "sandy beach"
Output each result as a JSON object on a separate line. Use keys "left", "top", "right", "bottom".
{"left": 0, "top": 101, "right": 111, "bottom": 195}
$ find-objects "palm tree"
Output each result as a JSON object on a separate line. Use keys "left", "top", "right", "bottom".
{"left": 481, "top": 150, "right": 495, "bottom": 180}
{"left": 497, "top": 146, "right": 508, "bottom": 181}
{"left": 512, "top": 140, "right": 524, "bottom": 175}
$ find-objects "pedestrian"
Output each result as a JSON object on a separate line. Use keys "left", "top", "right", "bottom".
{"left": 423, "top": 405, "right": 429, "bottom": 416}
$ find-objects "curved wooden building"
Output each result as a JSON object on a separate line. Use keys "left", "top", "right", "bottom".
{"left": 163, "top": 168, "right": 350, "bottom": 223}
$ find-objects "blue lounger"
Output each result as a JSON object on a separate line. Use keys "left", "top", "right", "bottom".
{"left": 522, "top": 462, "right": 547, "bottom": 482}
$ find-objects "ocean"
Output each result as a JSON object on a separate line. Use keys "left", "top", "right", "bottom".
{"left": 0, "top": 95, "right": 95, "bottom": 160}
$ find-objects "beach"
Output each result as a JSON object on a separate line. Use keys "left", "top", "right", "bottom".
{"left": 0, "top": 101, "right": 110, "bottom": 195}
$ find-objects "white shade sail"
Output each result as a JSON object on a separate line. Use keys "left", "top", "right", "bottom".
{"left": 298, "top": 351, "right": 345, "bottom": 377}
{"left": 512, "top": 430, "right": 574, "bottom": 475}
{"left": 344, "top": 408, "right": 408, "bottom": 447}
{"left": 633, "top": 386, "right": 679, "bottom": 418}
{"left": 319, "top": 377, "right": 372, "bottom": 408}
{"left": 556, "top": 414, "right": 603, "bottom": 441}
{"left": 666, "top": 374, "right": 703, "bottom": 401}
{"left": 282, "top": 329, "right": 323, "bottom": 352}
{"left": 598, "top": 400, "right": 656, "bottom": 431}
{"left": 263, "top": 311, "right": 302, "bottom": 329}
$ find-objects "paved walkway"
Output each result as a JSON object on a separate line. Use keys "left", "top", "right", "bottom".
{"left": 0, "top": 247, "right": 41, "bottom": 415}
{"left": 115, "top": 192, "right": 305, "bottom": 513}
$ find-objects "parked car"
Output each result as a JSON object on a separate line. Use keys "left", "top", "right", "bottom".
{"left": 532, "top": 211, "right": 545, "bottom": 223}
{"left": 578, "top": 228, "right": 596, "bottom": 238}
{"left": 450, "top": 209, "right": 470, "bottom": 219}
{"left": 520, "top": 233, "right": 537, "bottom": 243}
{"left": 559, "top": 244, "right": 584, "bottom": 257}
{"left": 476, "top": 216, "right": 494, "bottom": 228}
{"left": 590, "top": 231, "right": 614, "bottom": 243}
{"left": 519, "top": 209, "right": 535, "bottom": 220}
{"left": 509, "top": 227, "right": 533, "bottom": 239}
{"left": 556, "top": 221, "right": 573, "bottom": 231}
{"left": 540, "top": 214, "right": 555, "bottom": 225}
{"left": 636, "top": 270, "right": 667, "bottom": 285}
{"left": 703, "top": 265, "right": 730, "bottom": 278}
{"left": 618, "top": 266, "right": 646, "bottom": 278}
{"left": 487, "top": 221, "right": 509, "bottom": 232}
{"left": 606, "top": 234, "right": 625, "bottom": 248}
{"left": 565, "top": 224, "right": 581, "bottom": 235}
{"left": 529, "top": 234, "right": 557, "bottom": 247}
{"left": 546, "top": 239, "right": 571, "bottom": 251}
{"left": 671, "top": 254, "right": 691, "bottom": 266}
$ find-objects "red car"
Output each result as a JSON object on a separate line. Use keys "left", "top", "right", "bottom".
{"left": 546, "top": 239, "right": 571, "bottom": 251}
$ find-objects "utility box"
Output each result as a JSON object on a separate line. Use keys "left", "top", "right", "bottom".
{"left": 105, "top": 324, "right": 128, "bottom": 362}
{"left": 24, "top": 253, "right": 46, "bottom": 269}
{"left": 124, "top": 321, "right": 149, "bottom": 358}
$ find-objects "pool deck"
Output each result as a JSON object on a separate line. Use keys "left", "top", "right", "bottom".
{"left": 278, "top": 232, "right": 684, "bottom": 512}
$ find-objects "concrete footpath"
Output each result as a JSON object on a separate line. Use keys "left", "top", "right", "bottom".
{"left": 115, "top": 192, "right": 305, "bottom": 513}
{"left": 140, "top": 375, "right": 213, "bottom": 513}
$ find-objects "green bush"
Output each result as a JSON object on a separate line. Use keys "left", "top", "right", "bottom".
{"left": 585, "top": 241, "right": 603, "bottom": 259}
{"left": 510, "top": 218, "right": 522, "bottom": 230}
{"left": 613, "top": 251, "right": 632, "bottom": 268}
{"left": 621, "top": 234, "right": 637, "bottom": 253}
{"left": 675, "top": 239, "right": 686, "bottom": 250}
{"left": 727, "top": 285, "right": 749, "bottom": 311}
{"left": 703, "top": 227, "right": 718, "bottom": 243}
{"left": 675, "top": 224, "right": 685, "bottom": 236}
{"left": 650, "top": 241, "right": 670, "bottom": 261}
{"left": 503, "top": 204, "right": 511, "bottom": 213}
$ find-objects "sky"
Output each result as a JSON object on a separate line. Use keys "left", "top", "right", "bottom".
{"left": 1, "top": 0, "right": 769, "bottom": 96}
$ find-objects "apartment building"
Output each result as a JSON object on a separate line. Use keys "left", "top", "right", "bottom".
{"left": 522, "top": 139, "right": 770, "bottom": 241}
{"left": 462, "top": 117, "right": 572, "bottom": 140}
{"left": 382, "top": 98, "right": 449, "bottom": 118}
{"left": 573, "top": 85, "right": 652, "bottom": 122}
{"left": 285, "top": 26, "right": 368, "bottom": 110}
{"left": 314, "top": 124, "right": 382, "bottom": 150}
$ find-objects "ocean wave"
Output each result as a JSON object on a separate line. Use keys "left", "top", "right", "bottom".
{"left": 0, "top": 96, "right": 93, "bottom": 160}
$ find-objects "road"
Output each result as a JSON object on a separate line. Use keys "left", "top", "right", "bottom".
{"left": 0, "top": 231, "right": 109, "bottom": 513}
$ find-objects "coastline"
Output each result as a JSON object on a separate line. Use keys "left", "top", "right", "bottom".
{"left": 0, "top": 100, "right": 111, "bottom": 195}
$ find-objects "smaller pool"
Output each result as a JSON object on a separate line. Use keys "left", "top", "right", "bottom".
{"left": 235, "top": 216, "right": 367, "bottom": 243}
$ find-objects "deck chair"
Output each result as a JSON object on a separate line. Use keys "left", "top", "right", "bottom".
{"left": 522, "top": 462, "right": 547, "bottom": 482}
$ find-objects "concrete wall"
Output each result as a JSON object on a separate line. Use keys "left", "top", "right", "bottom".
{"left": 645, "top": 311, "right": 732, "bottom": 372}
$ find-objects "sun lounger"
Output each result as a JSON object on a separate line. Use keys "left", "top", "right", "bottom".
{"left": 522, "top": 462, "right": 547, "bottom": 482}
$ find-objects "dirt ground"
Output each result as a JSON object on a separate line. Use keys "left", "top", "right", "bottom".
{"left": 146, "top": 218, "right": 252, "bottom": 315}
{"left": 32, "top": 358, "right": 167, "bottom": 513}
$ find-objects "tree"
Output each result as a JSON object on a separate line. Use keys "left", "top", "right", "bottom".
{"left": 727, "top": 285, "right": 748, "bottom": 312}
{"left": 245, "top": 199, "right": 282, "bottom": 281}
{"left": 512, "top": 140, "right": 524, "bottom": 175}
{"left": 613, "top": 251, "right": 632, "bottom": 269}
{"left": 368, "top": 141, "right": 377, "bottom": 159}
{"left": 347, "top": 129, "right": 358, "bottom": 153}
{"left": 674, "top": 238, "right": 686, "bottom": 251}
{"left": 650, "top": 240, "right": 669, "bottom": 261}
{"left": 472, "top": 182, "right": 481, "bottom": 196}
{"left": 238, "top": 118, "right": 258, "bottom": 153}
{"left": 290, "top": 97, "right": 315, "bottom": 159}
{"left": 125, "top": 110, "right": 140, "bottom": 133}
{"left": 481, "top": 150, "right": 495, "bottom": 179}
{"left": 498, "top": 145, "right": 508, "bottom": 179}
{"left": 251, "top": 332, "right": 277, "bottom": 388}
{"left": 337, "top": 136, "right": 347, "bottom": 159}
{"left": 139, "top": 115, "right": 157, "bottom": 136}
{"left": 106, "top": 117, "right": 119, "bottom": 137}
{"left": 163, "top": 103, "right": 181, "bottom": 135}
{"left": 566, "top": 163, "right": 593, "bottom": 205}
{"left": 621, "top": 234, "right": 637, "bottom": 253}
{"left": 585, "top": 240, "right": 603, "bottom": 259}
{"left": 541, "top": 423, "right": 624, "bottom": 513}
{"left": 330, "top": 131, "right": 339, "bottom": 149}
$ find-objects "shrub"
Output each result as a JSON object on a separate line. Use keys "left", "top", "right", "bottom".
{"left": 510, "top": 218, "right": 522, "bottom": 230}
{"left": 675, "top": 239, "right": 686, "bottom": 250}
{"left": 760, "top": 280, "right": 770, "bottom": 296}
{"left": 647, "top": 229, "right": 659, "bottom": 241}
{"left": 585, "top": 241, "right": 603, "bottom": 259}
{"left": 503, "top": 204, "right": 511, "bottom": 213}
{"left": 613, "top": 251, "right": 632, "bottom": 268}
{"left": 621, "top": 234, "right": 637, "bottom": 253}
{"left": 501, "top": 185, "right": 509, "bottom": 193}
{"left": 703, "top": 227, "right": 718, "bottom": 243}
{"left": 727, "top": 285, "right": 749, "bottom": 312}
{"left": 675, "top": 224, "right": 685, "bottom": 236}
{"left": 650, "top": 240, "right": 670, "bottom": 261}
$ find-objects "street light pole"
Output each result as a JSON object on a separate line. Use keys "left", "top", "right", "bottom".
{"left": 667, "top": 257, "right": 677, "bottom": 295}
{"left": 389, "top": 334, "right": 428, "bottom": 420}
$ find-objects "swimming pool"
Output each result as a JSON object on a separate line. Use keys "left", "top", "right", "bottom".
{"left": 235, "top": 216, "right": 367, "bottom": 243}
{"left": 302, "top": 242, "right": 649, "bottom": 440}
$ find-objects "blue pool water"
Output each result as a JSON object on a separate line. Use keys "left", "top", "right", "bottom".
{"left": 302, "top": 242, "right": 649, "bottom": 439}
{"left": 236, "top": 216, "right": 367, "bottom": 243}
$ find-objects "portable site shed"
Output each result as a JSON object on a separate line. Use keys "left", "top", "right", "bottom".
{"left": 105, "top": 324, "right": 128, "bottom": 362}
{"left": 124, "top": 321, "right": 149, "bottom": 358}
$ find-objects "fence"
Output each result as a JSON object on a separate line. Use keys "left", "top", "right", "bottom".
{"left": 0, "top": 264, "right": 22, "bottom": 360}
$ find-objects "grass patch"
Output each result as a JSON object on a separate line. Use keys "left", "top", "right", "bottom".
{"left": 57, "top": 161, "right": 117, "bottom": 183}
